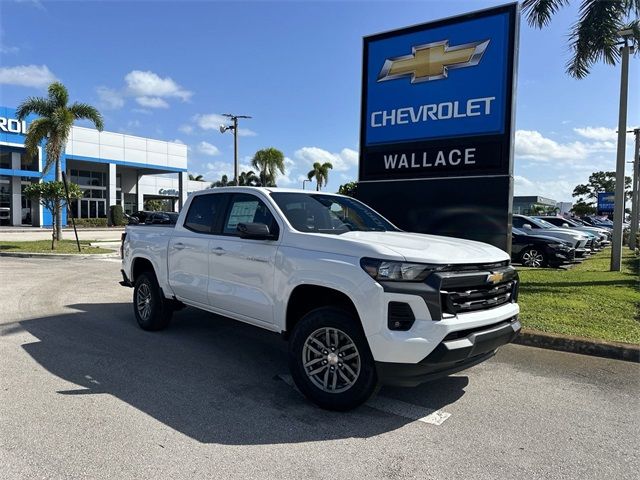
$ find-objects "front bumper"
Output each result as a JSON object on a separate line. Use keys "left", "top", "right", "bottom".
{"left": 376, "top": 317, "right": 521, "bottom": 387}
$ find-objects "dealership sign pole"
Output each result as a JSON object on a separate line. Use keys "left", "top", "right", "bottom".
{"left": 356, "top": 3, "right": 519, "bottom": 252}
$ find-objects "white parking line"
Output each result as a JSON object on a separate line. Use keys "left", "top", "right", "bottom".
{"left": 277, "top": 374, "right": 451, "bottom": 425}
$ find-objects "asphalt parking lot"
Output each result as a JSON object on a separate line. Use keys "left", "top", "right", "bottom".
{"left": 1, "top": 257, "right": 638, "bottom": 480}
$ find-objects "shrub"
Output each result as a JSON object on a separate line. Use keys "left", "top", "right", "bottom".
{"left": 109, "top": 205, "right": 125, "bottom": 226}
{"left": 73, "top": 218, "right": 108, "bottom": 228}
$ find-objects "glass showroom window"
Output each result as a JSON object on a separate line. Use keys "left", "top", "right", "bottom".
{"left": 0, "top": 176, "right": 11, "bottom": 226}
{"left": 20, "top": 178, "right": 35, "bottom": 225}
{"left": 0, "top": 149, "right": 11, "bottom": 169}
{"left": 20, "top": 151, "right": 38, "bottom": 171}
{"left": 69, "top": 169, "right": 107, "bottom": 219}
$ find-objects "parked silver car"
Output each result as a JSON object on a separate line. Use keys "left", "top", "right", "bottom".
{"left": 513, "top": 215, "right": 590, "bottom": 257}
{"left": 536, "top": 216, "right": 610, "bottom": 245}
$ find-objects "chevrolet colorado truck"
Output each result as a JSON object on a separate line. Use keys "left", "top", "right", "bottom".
{"left": 120, "top": 187, "right": 520, "bottom": 410}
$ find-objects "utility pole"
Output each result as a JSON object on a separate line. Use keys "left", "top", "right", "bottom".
{"left": 220, "top": 113, "right": 252, "bottom": 184}
{"left": 630, "top": 128, "right": 640, "bottom": 250}
{"left": 611, "top": 31, "right": 632, "bottom": 271}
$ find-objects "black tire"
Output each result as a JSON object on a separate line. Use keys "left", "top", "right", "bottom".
{"left": 133, "top": 271, "right": 173, "bottom": 331}
{"left": 288, "top": 307, "right": 378, "bottom": 411}
{"left": 520, "top": 247, "right": 547, "bottom": 268}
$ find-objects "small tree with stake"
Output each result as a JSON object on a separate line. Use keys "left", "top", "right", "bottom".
{"left": 24, "top": 181, "right": 82, "bottom": 250}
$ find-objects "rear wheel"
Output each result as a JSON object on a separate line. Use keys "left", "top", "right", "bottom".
{"left": 521, "top": 248, "right": 547, "bottom": 268}
{"left": 133, "top": 271, "right": 172, "bottom": 331}
{"left": 289, "top": 307, "right": 378, "bottom": 411}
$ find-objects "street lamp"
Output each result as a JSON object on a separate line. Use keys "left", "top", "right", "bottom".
{"left": 302, "top": 179, "right": 311, "bottom": 190}
{"left": 611, "top": 29, "right": 634, "bottom": 271}
{"left": 219, "top": 113, "right": 252, "bottom": 184}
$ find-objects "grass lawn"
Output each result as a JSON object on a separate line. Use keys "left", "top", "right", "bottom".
{"left": 517, "top": 248, "right": 640, "bottom": 345}
{"left": 0, "top": 240, "right": 114, "bottom": 254}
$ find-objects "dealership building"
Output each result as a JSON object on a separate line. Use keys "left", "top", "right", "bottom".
{"left": 0, "top": 106, "right": 209, "bottom": 227}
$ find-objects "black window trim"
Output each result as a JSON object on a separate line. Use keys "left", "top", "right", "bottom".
{"left": 218, "top": 192, "right": 281, "bottom": 241}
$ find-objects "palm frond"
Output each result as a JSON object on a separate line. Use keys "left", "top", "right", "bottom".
{"left": 69, "top": 102, "right": 104, "bottom": 130}
{"left": 522, "top": 0, "right": 570, "bottom": 27}
{"left": 23, "top": 118, "right": 52, "bottom": 170}
{"left": 15, "top": 97, "right": 54, "bottom": 120}
{"left": 47, "top": 82, "right": 69, "bottom": 108}
{"left": 566, "top": 0, "right": 627, "bottom": 78}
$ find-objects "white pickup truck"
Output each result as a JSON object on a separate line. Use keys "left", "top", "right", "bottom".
{"left": 121, "top": 187, "right": 520, "bottom": 410}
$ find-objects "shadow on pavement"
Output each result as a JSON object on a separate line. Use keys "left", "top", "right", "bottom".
{"left": 10, "top": 302, "right": 467, "bottom": 445}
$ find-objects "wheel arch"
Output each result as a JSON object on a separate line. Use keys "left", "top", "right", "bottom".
{"left": 285, "top": 284, "right": 361, "bottom": 338}
{"left": 131, "top": 256, "right": 157, "bottom": 283}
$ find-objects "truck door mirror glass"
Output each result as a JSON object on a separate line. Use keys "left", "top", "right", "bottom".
{"left": 562, "top": 223, "right": 569, "bottom": 228}
{"left": 237, "top": 222, "right": 274, "bottom": 240}
{"left": 523, "top": 223, "right": 532, "bottom": 230}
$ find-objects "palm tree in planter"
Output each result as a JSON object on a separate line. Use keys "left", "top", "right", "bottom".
{"left": 188, "top": 173, "right": 204, "bottom": 181}
{"left": 17, "top": 82, "right": 104, "bottom": 241}
{"left": 307, "top": 162, "right": 333, "bottom": 191}
{"left": 251, "top": 148, "right": 285, "bottom": 187}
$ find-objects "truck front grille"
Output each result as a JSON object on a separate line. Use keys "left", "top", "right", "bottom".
{"left": 441, "top": 281, "right": 515, "bottom": 314}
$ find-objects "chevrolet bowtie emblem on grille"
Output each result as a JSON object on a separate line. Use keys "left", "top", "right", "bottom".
{"left": 486, "top": 272, "right": 504, "bottom": 284}
{"left": 377, "top": 39, "right": 490, "bottom": 83}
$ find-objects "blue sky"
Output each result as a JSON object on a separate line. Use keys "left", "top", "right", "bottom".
{"left": 0, "top": 0, "right": 637, "bottom": 201}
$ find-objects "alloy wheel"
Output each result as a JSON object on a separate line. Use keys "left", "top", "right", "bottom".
{"left": 136, "top": 282, "right": 152, "bottom": 321}
{"left": 522, "top": 249, "right": 544, "bottom": 268}
{"left": 302, "top": 327, "right": 361, "bottom": 393}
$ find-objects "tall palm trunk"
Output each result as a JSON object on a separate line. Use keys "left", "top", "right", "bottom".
{"left": 55, "top": 156, "right": 63, "bottom": 241}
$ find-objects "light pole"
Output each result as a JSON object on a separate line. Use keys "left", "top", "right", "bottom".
{"left": 630, "top": 128, "right": 640, "bottom": 250}
{"left": 611, "top": 29, "right": 633, "bottom": 271}
{"left": 302, "top": 179, "right": 311, "bottom": 190}
{"left": 220, "top": 113, "right": 252, "bottom": 184}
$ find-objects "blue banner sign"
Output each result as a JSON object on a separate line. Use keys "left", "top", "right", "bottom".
{"left": 597, "top": 192, "right": 615, "bottom": 215}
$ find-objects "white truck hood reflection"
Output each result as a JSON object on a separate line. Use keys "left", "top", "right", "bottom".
{"left": 337, "top": 231, "right": 510, "bottom": 264}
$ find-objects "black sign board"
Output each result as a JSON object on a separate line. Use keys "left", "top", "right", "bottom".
{"left": 356, "top": 3, "right": 519, "bottom": 252}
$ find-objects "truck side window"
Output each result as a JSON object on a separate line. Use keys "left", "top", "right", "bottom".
{"left": 223, "top": 194, "right": 279, "bottom": 238}
{"left": 184, "top": 194, "right": 225, "bottom": 234}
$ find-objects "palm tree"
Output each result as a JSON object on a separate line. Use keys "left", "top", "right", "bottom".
{"left": 307, "top": 162, "right": 333, "bottom": 191}
{"left": 251, "top": 148, "right": 285, "bottom": 187}
{"left": 188, "top": 173, "right": 204, "bottom": 181}
{"left": 523, "top": 0, "right": 639, "bottom": 78}
{"left": 237, "top": 170, "right": 260, "bottom": 186}
{"left": 16, "top": 82, "right": 104, "bottom": 240}
{"left": 211, "top": 174, "right": 232, "bottom": 188}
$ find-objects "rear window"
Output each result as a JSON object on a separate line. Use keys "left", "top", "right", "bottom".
{"left": 183, "top": 194, "right": 226, "bottom": 233}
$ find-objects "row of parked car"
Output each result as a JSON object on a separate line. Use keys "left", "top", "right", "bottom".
{"left": 126, "top": 210, "right": 179, "bottom": 225}
{"left": 511, "top": 214, "right": 613, "bottom": 268}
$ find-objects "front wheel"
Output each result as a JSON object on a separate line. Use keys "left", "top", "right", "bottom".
{"left": 288, "top": 307, "right": 378, "bottom": 411}
{"left": 521, "top": 248, "right": 547, "bottom": 268}
{"left": 133, "top": 271, "right": 173, "bottom": 331}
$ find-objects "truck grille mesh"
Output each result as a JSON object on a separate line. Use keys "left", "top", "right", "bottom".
{"left": 441, "top": 281, "right": 515, "bottom": 314}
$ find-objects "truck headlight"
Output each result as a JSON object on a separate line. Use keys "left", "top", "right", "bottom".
{"left": 360, "top": 258, "right": 441, "bottom": 281}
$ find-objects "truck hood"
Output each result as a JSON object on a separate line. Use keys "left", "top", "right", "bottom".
{"left": 337, "top": 231, "right": 510, "bottom": 264}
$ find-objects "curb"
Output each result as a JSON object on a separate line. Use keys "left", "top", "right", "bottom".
{"left": 0, "top": 251, "right": 119, "bottom": 260}
{"left": 514, "top": 329, "right": 640, "bottom": 363}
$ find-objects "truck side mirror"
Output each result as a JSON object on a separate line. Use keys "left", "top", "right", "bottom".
{"left": 237, "top": 222, "right": 275, "bottom": 240}
{"left": 562, "top": 223, "right": 570, "bottom": 228}
{"left": 523, "top": 223, "right": 532, "bottom": 230}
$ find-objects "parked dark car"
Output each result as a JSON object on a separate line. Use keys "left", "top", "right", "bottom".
{"left": 511, "top": 227, "right": 576, "bottom": 268}
{"left": 128, "top": 211, "right": 178, "bottom": 225}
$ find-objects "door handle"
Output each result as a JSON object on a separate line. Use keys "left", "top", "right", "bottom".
{"left": 211, "top": 247, "right": 226, "bottom": 256}
{"left": 173, "top": 242, "right": 186, "bottom": 250}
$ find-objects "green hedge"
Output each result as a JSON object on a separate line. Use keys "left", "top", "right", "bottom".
{"left": 109, "top": 205, "right": 125, "bottom": 226}
{"left": 72, "top": 218, "right": 108, "bottom": 228}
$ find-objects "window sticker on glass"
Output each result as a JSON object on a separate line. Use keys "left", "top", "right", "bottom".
{"left": 226, "top": 200, "right": 258, "bottom": 230}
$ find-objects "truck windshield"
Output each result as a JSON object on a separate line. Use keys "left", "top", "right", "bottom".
{"left": 270, "top": 192, "right": 398, "bottom": 234}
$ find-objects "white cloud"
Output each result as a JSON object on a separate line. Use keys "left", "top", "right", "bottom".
{"left": 294, "top": 147, "right": 359, "bottom": 172}
{"left": 0, "top": 43, "right": 19, "bottom": 54}
{"left": 171, "top": 139, "right": 184, "bottom": 145}
{"left": 0, "top": 64, "right": 57, "bottom": 88}
{"left": 178, "top": 124, "right": 194, "bottom": 134}
{"left": 96, "top": 86, "right": 124, "bottom": 109}
{"left": 125, "top": 70, "right": 192, "bottom": 101}
{"left": 197, "top": 141, "right": 221, "bottom": 156}
{"left": 238, "top": 128, "right": 257, "bottom": 137}
{"left": 515, "top": 129, "right": 616, "bottom": 168}
{"left": 573, "top": 126, "right": 616, "bottom": 142}
{"left": 135, "top": 96, "right": 169, "bottom": 109}
{"left": 514, "top": 175, "right": 577, "bottom": 202}
{"left": 193, "top": 113, "right": 229, "bottom": 130}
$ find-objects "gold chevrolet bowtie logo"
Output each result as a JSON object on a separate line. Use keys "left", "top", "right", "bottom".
{"left": 486, "top": 272, "right": 504, "bottom": 284}
{"left": 377, "top": 39, "right": 490, "bottom": 83}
